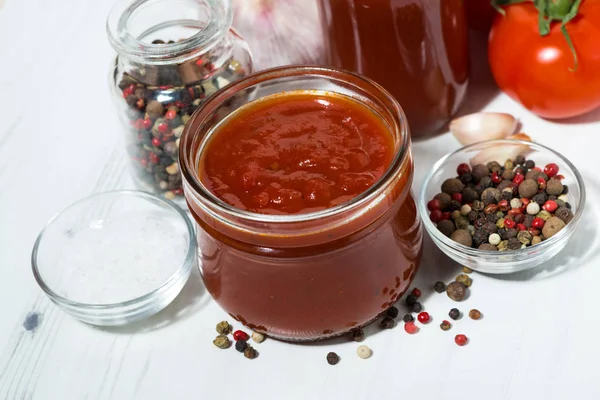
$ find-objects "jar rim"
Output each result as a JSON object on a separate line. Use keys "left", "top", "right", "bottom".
{"left": 106, "top": 0, "right": 232, "bottom": 65}
{"left": 180, "top": 65, "right": 412, "bottom": 224}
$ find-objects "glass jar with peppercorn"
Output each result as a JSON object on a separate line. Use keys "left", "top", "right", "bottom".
{"left": 107, "top": 0, "right": 253, "bottom": 202}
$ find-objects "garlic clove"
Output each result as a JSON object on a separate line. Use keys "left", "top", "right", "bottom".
{"left": 450, "top": 112, "right": 518, "bottom": 145}
{"left": 469, "top": 132, "right": 533, "bottom": 167}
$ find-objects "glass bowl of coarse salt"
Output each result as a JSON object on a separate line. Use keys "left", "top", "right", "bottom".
{"left": 31, "top": 190, "right": 195, "bottom": 326}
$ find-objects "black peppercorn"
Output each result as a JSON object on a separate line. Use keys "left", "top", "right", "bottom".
{"left": 459, "top": 172, "right": 473, "bottom": 184}
{"left": 487, "top": 161, "right": 502, "bottom": 172}
{"left": 472, "top": 200, "right": 484, "bottom": 212}
{"left": 514, "top": 213, "right": 525, "bottom": 224}
{"left": 352, "top": 329, "right": 365, "bottom": 342}
{"left": 481, "top": 188, "right": 501, "bottom": 205}
{"left": 532, "top": 192, "right": 548, "bottom": 206}
{"left": 474, "top": 218, "right": 486, "bottom": 229}
{"left": 524, "top": 214, "right": 535, "bottom": 228}
{"left": 497, "top": 180, "right": 513, "bottom": 193}
{"left": 381, "top": 316, "right": 395, "bottom": 329}
{"left": 498, "top": 228, "right": 508, "bottom": 240}
{"left": 563, "top": 185, "right": 569, "bottom": 194}
{"left": 449, "top": 308, "right": 461, "bottom": 320}
{"left": 525, "top": 160, "right": 535, "bottom": 169}
{"left": 327, "top": 352, "right": 340, "bottom": 365}
{"left": 507, "top": 237, "right": 522, "bottom": 250}
{"left": 434, "top": 281, "right": 446, "bottom": 293}
{"left": 482, "top": 221, "right": 498, "bottom": 235}
{"left": 516, "top": 154, "right": 526, "bottom": 165}
{"left": 555, "top": 206, "right": 574, "bottom": 223}
{"left": 235, "top": 340, "right": 248, "bottom": 353}
{"left": 450, "top": 200, "right": 463, "bottom": 211}
{"left": 405, "top": 294, "right": 417, "bottom": 306}
{"left": 479, "top": 176, "right": 493, "bottom": 189}
{"left": 473, "top": 229, "right": 488, "bottom": 246}
{"left": 386, "top": 306, "right": 399, "bottom": 319}
{"left": 403, "top": 314, "right": 414, "bottom": 323}
{"left": 467, "top": 210, "right": 479, "bottom": 222}
{"left": 462, "top": 188, "right": 479, "bottom": 204}
{"left": 486, "top": 213, "right": 498, "bottom": 223}
{"left": 501, "top": 189, "right": 514, "bottom": 201}
{"left": 412, "top": 302, "right": 423, "bottom": 313}
{"left": 506, "top": 228, "right": 518, "bottom": 239}
{"left": 565, "top": 202, "right": 572, "bottom": 209}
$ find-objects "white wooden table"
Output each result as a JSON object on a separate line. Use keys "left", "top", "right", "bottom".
{"left": 2, "top": 1, "right": 600, "bottom": 399}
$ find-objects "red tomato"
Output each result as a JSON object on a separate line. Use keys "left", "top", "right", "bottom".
{"left": 488, "top": 1, "right": 600, "bottom": 119}
{"left": 465, "top": 0, "right": 497, "bottom": 31}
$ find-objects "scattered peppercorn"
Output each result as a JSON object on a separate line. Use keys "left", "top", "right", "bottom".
{"left": 386, "top": 306, "right": 399, "bottom": 318}
{"left": 417, "top": 312, "right": 430, "bottom": 323}
{"left": 462, "top": 266, "right": 473, "bottom": 274}
{"left": 235, "top": 340, "right": 248, "bottom": 353}
{"left": 403, "top": 314, "right": 414, "bottom": 323}
{"left": 412, "top": 302, "right": 423, "bottom": 313}
{"left": 213, "top": 334, "right": 231, "bottom": 349}
{"left": 216, "top": 321, "right": 232, "bottom": 335}
{"left": 469, "top": 309, "right": 482, "bottom": 320}
{"left": 404, "top": 322, "right": 418, "bottom": 334}
{"left": 244, "top": 346, "right": 258, "bottom": 359}
{"left": 446, "top": 281, "right": 467, "bottom": 301}
{"left": 381, "top": 316, "right": 395, "bottom": 329}
{"left": 449, "top": 308, "right": 461, "bottom": 320}
{"left": 455, "top": 334, "right": 468, "bottom": 346}
{"left": 326, "top": 352, "right": 340, "bottom": 365}
{"left": 352, "top": 329, "right": 365, "bottom": 342}
{"left": 405, "top": 294, "right": 418, "bottom": 306}
{"left": 251, "top": 331, "right": 265, "bottom": 343}
{"left": 411, "top": 287, "right": 422, "bottom": 298}
{"left": 233, "top": 330, "right": 250, "bottom": 342}
{"left": 440, "top": 320, "right": 452, "bottom": 331}
{"left": 455, "top": 274, "right": 472, "bottom": 288}
{"left": 356, "top": 345, "right": 372, "bottom": 359}
{"left": 434, "top": 281, "right": 446, "bottom": 293}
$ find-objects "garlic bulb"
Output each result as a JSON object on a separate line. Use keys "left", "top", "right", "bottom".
{"left": 450, "top": 112, "right": 518, "bottom": 146}
{"left": 231, "top": 0, "right": 324, "bottom": 70}
{"left": 469, "top": 133, "right": 533, "bottom": 167}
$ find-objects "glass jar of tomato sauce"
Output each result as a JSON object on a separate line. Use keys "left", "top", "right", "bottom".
{"left": 107, "top": 0, "right": 252, "bottom": 203}
{"left": 180, "top": 66, "right": 423, "bottom": 341}
{"left": 317, "top": 0, "right": 469, "bottom": 139}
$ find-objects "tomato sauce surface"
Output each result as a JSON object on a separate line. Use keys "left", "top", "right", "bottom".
{"left": 200, "top": 91, "right": 395, "bottom": 214}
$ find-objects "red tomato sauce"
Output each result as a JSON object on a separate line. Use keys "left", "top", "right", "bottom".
{"left": 199, "top": 91, "right": 395, "bottom": 214}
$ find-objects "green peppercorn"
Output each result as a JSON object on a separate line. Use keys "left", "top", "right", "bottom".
{"left": 537, "top": 210, "right": 552, "bottom": 221}
{"left": 504, "top": 159, "right": 514, "bottom": 170}
{"left": 517, "top": 230, "right": 533, "bottom": 245}
{"left": 216, "top": 320, "right": 232, "bottom": 335}
{"left": 213, "top": 335, "right": 231, "bottom": 349}
{"left": 462, "top": 266, "right": 473, "bottom": 274}
{"left": 456, "top": 217, "right": 470, "bottom": 230}
{"left": 455, "top": 274, "right": 472, "bottom": 287}
{"left": 497, "top": 240, "right": 509, "bottom": 251}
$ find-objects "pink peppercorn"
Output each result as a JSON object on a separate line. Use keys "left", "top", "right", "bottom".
{"left": 233, "top": 330, "right": 250, "bottom": 341}
{"left": 543, "top": 200, "right": 558, "bottom": 213}
{"left": 404, "top": 322, "right": 418, "bottom": 334}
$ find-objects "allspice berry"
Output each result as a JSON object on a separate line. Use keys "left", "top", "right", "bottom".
{"left": 462, "top": 188, "right": 479, "bottom": 204}
{"left": 146, "top": 100, "right": 164, "bottom": 119}
{"left": 455, "top": 274, "right": 472, "bottom": 287}
{"left": 441, "top": 178, "right": 465, "bottom": 195}
{"left": 542, "top": 216, "right": 566, "bottom": 238}
{"left": 546, "top": 179, "right": 564, "bottom": 196}
{"left": 478, "top": 243, "right": 498, "bottom": 251}
{"left": 434, "top": 192, "right": 452, "bottom": 210}
{"left": 437, "top": 220, "right": 456, "bottom": 237}
{"left": 472, "top": 164, "right": 490, "bottom": 181}
{"left": 450, "top": 229, "right": 473, "bottom": 247}
{"left": 518, "top": 179, "right": 538, "bottom": 198}
{"left": 446, "top": 281, "right": 467, "bottom": 301}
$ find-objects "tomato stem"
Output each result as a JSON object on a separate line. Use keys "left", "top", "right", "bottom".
{"left": 492, "top": 0, "right": 581, "bottom": 71}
